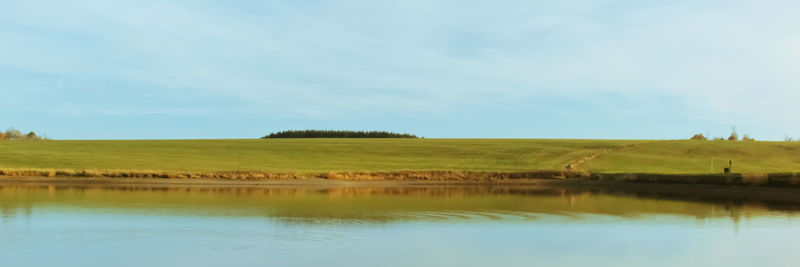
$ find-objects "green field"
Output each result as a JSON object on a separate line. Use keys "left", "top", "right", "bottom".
{"left": 0, "top": 139, "right": 799, "bottom": 174}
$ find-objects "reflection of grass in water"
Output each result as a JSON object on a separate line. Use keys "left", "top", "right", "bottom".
{"left": 0, "top": 185, "right": 791, "bottom": 224}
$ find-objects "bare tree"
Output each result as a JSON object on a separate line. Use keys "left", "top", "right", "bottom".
{"left": 4, "top": 128, "right": 22, "bottom": 140}
{"left": 728, "top": 126, "right": 738, "bottom": 141}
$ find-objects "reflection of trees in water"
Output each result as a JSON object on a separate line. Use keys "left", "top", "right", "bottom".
{"left": 0, "top": 184, "right": 798, "bottom": 224}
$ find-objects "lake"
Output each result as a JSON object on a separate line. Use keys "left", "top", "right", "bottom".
{"left": 2, "top": 184, "right": 800, "bottom": 266}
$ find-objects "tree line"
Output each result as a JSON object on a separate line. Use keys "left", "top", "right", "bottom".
{"left": 690, "top": 127, "right": 754, "bottom": 141}
{"left": 262, "top": 130, "right": 418, "bottom": 139}
{"left": 0, "top": 128, "right": 45, "bottom": 141}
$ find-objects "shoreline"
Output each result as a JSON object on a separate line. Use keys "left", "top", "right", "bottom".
{"left": 0, "top": 176, "right": 559, "bottom": 187}
{"left": 1, "top": 169, "right": 799, "bottom": 186}
{"left": 4, "top": 176, "right": 800, "bottom": 203}
{"left": 0, "top": 169, "right": 583, "bottom": 180}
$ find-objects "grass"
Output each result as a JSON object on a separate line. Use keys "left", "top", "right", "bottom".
{"left": 0, "top": 139, "right": 798, "bottom": 176}
{"left": 583, "top": 140, "right": 800, "bottom": 174}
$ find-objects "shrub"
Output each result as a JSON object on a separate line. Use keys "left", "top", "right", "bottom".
{"left": 4, "top": 128, "right": 22, "bottom": 140}
{"left": 728, "top": 127, "right": 739, "bottom": 141}
{"left": 25, "top": 131, "right": 41, "bottom": 140}
{"left": 689, "top": 133, "right": 708, "bottom": 140}
{"left": 742, "top": 134, "right": 755, "bottom": 141}
{"left": 2, "top": 128, "right": 47, "bottom": 141}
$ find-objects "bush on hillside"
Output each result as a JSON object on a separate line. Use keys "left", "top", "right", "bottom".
{"left": 26, "top": 131, "right": 41, "bottom": 140}
{"left": 742, "top": 134, "right": 755, "bottom": 141}
{"left": 2, "top": 128, "right": 44, "bottom": 141}
{"left": 689, "top": 133, "right": 708, "bottom": 140}
{"left": 262, "top": 130, "right": 418, "bottom": 139}
{"left": 728, "top": 126, "right": 739, "bottom": 141}
{"left": 4, "top": 128, "right": 22, "bottom": 140}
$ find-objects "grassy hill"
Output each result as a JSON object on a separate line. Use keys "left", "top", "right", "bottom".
{"left": 0, "top": 139, "right": 798, "bottom": 174}
{"left": 583, "top": 140, "right": 800, "bottom": 174}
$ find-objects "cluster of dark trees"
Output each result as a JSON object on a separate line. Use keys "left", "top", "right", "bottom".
{"left": 262, "top": 130, "right": 418, "bottom": 139}
{"left": 0, "top": 128, "right": 44, "bottom": 141}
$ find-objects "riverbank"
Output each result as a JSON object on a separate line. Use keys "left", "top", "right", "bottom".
{"left": 4, "top": 175, "right": 800, "bottom": 204}
{"left": 2, "top": 168, "right": 799, "bottom": 186}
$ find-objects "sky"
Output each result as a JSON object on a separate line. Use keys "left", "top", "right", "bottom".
{"left": 1, "top": 0, "right": 799, "bottom": 140}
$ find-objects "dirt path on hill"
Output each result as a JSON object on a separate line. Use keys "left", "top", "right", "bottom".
{"left": 564, "top": 142, "right": 656, "bottom": 171}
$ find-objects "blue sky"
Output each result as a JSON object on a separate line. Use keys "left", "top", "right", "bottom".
{"left": 1, "top": 0, "right": 798, "bottom": 140}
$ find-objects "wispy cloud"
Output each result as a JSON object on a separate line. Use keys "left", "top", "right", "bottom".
{"left": 0, "top": 0, "right": 798, "bottom": 139}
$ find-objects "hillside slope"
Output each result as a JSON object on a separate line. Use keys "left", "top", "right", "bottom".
{"left": 0, "top": 139, "right": 798, "bottom": 174}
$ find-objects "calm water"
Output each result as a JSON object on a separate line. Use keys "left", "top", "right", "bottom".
{"left": 2, "top": 184, "right": 800, "bottom": 266}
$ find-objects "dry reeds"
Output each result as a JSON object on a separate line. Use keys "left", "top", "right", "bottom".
{"left": 0, "top": 169, "right": 305, "bottom": 180}
{"left": 0, "top": 169, "right": 585, "bottom": 181}
{"left": 2, "top": 168, "right": 799, "bottom": 187}
{"left": 318, "top": 170, "right": 586, "bottom": 181}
